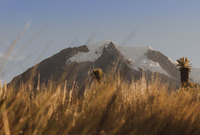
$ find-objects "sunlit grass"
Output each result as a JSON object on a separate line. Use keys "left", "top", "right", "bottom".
{"left": 0, "top": 75, "right": 200, "bottom": 135}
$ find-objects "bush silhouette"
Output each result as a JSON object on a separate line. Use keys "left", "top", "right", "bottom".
{"left": 177, "top": 57, "right": 191, "bottom": 88}
{"left": 92, "top": 68, "right": 103, "bottom": 84}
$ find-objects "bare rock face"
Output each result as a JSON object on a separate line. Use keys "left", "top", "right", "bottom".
{"left": 146, "top": 50, "right": 180, "bottom": 80}
{"left": 9, "top": 41, "right": 181, "bottom": 94}
{"left": 10, "top": 45, "right": 91, "bottom": 90}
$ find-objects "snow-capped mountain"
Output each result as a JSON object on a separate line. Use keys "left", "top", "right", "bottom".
{"left": 69, "top": 40, "right": 169, "bottom": 76}
{"left": 9, "top": 40, "right": 200, "bottom": 92}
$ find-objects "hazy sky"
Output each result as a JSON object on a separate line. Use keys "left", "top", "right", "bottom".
{"left": 1, "top": 0, "right": 200, "bottom": 82}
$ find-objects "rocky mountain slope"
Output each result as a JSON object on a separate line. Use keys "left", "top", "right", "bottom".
{"left": 10, "top": 40, "right": 198, "bottom": 93}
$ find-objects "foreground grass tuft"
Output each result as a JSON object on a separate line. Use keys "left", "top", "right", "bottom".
{"left": 0, "top": 77, "right": 200, "bottom": 135}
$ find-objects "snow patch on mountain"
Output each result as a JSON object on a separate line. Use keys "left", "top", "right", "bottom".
{"left": 69, "top": 40, "right": 169, "bottom": 76}
{"left": 69, "top": 40, "right": 111, "bottom": 62}
{"left": 114, "top": 42, "right": 169, "bottom": 76}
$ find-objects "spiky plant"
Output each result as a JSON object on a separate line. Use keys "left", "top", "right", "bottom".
{"left": 177, "top": 57, "right": 191, "bottom": 88}
{"left": 92, "top": 68, "right": 103, "bottom": 84}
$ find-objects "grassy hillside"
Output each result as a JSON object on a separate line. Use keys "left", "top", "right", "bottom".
{"left": 0, "top": 75, "right": 200, "bottom": 135}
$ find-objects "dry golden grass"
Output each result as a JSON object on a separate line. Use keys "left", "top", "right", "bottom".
{"left": 0, "top": 75, "right": 200, "bottom": 135}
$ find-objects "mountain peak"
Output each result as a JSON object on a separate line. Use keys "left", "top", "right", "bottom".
{"left": 69, "top": 40, "right": 154, "bottom": 63}
{"left": 9, "top": 40, "right": 183, "bottom": 92}
{"left": 69, "top": 40, "right": 113, "bottom": 63}
{"left": 69, "top": 40, "right": 168, "bottom": 76}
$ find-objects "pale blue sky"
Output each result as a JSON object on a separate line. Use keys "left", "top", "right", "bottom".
{"left": 1, "top": 0, "right": 200, "bottom": 82}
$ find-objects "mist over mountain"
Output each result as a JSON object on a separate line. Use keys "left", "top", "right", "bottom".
{"left": 9, "top": 40, "right": 200, "bottom": 93}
